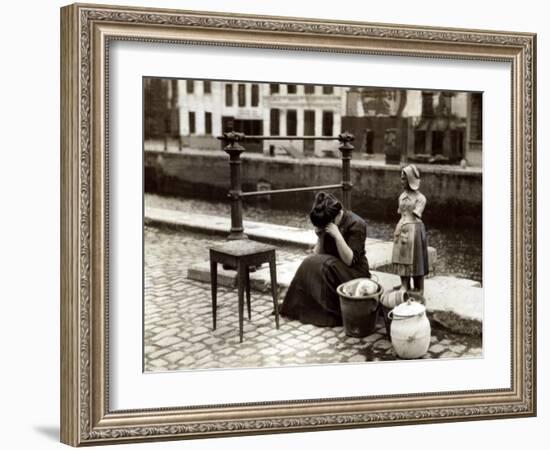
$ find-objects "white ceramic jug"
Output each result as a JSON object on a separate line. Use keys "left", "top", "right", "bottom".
{"left": 389, "top": 300, "right": 431, "bottom": 359}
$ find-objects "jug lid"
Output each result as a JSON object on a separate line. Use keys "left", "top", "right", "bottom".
{"left": 391, "top": 299, "right": 425, "bottom": 318}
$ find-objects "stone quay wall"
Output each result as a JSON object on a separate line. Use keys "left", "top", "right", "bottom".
{"left": 144, "top": 148, "right": 482, "bottom": 226}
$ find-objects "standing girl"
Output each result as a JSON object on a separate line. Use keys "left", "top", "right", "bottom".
{"left": 392, "top": 164, "right": 429, "bottom": 294}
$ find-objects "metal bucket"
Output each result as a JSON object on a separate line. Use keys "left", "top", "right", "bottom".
{"left": 337, "top": 277, "right": 384, "bottom": 338}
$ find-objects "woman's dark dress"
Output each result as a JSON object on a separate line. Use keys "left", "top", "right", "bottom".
{"left": 280, "top": 210, "right": 371, "bottom": 327}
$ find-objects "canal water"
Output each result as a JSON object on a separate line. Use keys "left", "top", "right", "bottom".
{"left": 146, "top": 194, "right": 482, "bottom": 283}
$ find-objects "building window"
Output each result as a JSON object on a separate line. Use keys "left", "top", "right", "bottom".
{"left": 238, "top": 84, "right": 246, "bottom": 107}
{"left": 251, "top": 84, "right": 259, "bottom": 107}
{"left": 205, "top": 112, "right": 212, "bottom": 135}
{"left": 188, "top": 112, "right": 196, "bottom": 134}
{"left": 270, "top": 83, "right": 279, "bottom": 94}
{"left": 322, "top": 85, "right": 334, "bottom": 95}
{"left": 203, "top": 80, "right": 211, "bottom": 94}
{"left": 186, "top": 80, "right": 194, "bottom": 94}
{"left": 287, "top": 84, "right": 297, "bottom": 94}
{"left": 270, "top": 109, "right": 280, "bottom": 136}
{"left": 322, "top": 111, "right": 333, "bottom": 136}
{"left": 225, "top": 84, "right": 233, "bottom": 107}
{"left": 304, "top": 84, "right": 315, "bottom": 94}
{"left": 287, "top": 109, "right": 297, "bottom": 136}
{"left": 304, "top": 110, "right": 315, "bottom": 136}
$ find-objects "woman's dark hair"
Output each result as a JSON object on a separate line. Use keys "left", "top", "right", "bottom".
{"left": 309, "top": 192, "right": 342, "bottom": 228}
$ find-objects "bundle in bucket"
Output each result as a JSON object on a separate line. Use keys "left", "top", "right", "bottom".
{"left": 337, "top": 277, "right": 384, "bottom": 338}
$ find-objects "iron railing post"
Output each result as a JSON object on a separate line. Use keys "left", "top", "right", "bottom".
{"left": 218, "top": 132, "right": 354, "bottom": 237}
{"left": 220, "top": 132, "right": 247, "bottom": 240}
{"left": 338, "top": 131, "right": 354, "bottom": 210}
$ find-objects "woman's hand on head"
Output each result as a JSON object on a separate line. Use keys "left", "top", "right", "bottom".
{"left": 325, "top": 223, "right": 341, "bottom": 239}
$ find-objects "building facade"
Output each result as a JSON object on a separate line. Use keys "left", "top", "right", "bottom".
{"left": 341, "top": 88, "right": 480, "bottom": 165}
{"left": 261, "top": 83, "right": 346, "bottom": 157}
{"left": 176, "top": 80, "right": 346, "bottom": 156}
{"left": 145, "top": 78, "right": 482, "bottom": 167}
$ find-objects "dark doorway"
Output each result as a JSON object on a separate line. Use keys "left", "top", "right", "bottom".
{"left": 322, "top": 111, "right": 333, "bottom": 136}
{"left": 414, "top": 130, "right": 426, "bottom": 154}
{"left": 432, "top": 131, "right": 445, "bottom": 155}
{"left": 451, "top": 129, "right": 464, "bottom": 162}
{"left": 304, "top": 110, "right": 315, "bottom": 156}
{"left": 287, "top": 110, "right": 297, "bottom": 136}
{"left": 364, "top": 129, "right": 374, "bottom": 155}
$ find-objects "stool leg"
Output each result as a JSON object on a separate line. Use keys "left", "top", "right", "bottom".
{"left": 245, "top": 266, "right": 251, "bottom": 320}
{"left": 269, "top": 256, "right": 279, "bottom": 329}
{"left": 210, "top": 259, "right": 217, "bottom": 330}
{"left": 237, "top": 261, "right": 246, "bottom": 343}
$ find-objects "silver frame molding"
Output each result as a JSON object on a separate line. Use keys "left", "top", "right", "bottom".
{"left": 60, "top": 3, "right": 537, "bottom": 446}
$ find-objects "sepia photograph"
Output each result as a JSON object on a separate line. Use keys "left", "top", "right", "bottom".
{"left": 142, "top": 78, "right": 483, "bottom": 371}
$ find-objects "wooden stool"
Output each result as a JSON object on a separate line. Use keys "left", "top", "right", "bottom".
{"left": 209, "top": 240, "right": 280, "bottom": 342}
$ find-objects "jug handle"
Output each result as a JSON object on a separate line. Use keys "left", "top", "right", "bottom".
{"left": 388, "top": 309, "right": 424, "bottom": 320}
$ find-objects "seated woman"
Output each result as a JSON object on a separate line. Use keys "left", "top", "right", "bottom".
{"left": 280, "top": 192, "right": 371, "bottom": 327}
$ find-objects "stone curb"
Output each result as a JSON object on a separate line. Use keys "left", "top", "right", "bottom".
{"left": 145, "top": 207, "right": 436, "bottom": 271}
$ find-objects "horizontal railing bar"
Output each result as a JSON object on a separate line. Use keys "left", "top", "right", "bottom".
{"left": 240, "top": 184, "right": 343, "bottom": 197}
{"left": 221, "top": 135, "right": 339, "bottom": 141}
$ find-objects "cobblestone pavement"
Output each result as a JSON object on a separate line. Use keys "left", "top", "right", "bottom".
{"left": 144, "top": 226, "right": 482, "bottom": 372}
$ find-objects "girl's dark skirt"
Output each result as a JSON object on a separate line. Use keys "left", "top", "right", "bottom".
{"left": 280, "top": 254, "right": 370, "bottom": 327}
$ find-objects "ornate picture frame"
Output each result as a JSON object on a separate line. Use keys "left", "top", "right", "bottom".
{"left": 60, "top": 3, "right": 536, "bottom": 446}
